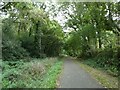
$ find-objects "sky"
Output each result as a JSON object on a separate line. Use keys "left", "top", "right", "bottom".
{"left": 44, "top": 1, "right": 74, "bottom": 32}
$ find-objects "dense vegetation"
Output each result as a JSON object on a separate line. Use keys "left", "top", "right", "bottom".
{"left": 2, "top": 58, "right": 63, "bottom": 88}
{"left": 0, "top": 1, "right": 119, "bottom": 88}
{"left": 1, "top": 2, "right": 64, "bottom": 88}
{"left": 2, "top": 2, "right": 64, "bottom": 60}
{"left": 62, "top": 2, "right": 119, "bottom": 76}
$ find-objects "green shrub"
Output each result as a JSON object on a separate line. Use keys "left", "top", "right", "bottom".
{"left": 42, "top": 35, "right": 63, "bottom": 57}
{"left": 2, "top": 58, "right": 63, "bottom": 88}
{"left": 2, "top": 18, "right": 29, "bottom": 61}
{"left": 82, "top": 57, "right": 118, "bottom": 76}
{"left": 2, "top": 38, "right": 29, "bottom": 61}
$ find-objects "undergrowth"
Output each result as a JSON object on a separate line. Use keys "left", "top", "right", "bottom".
{"left": 80, "top": 57, "right": 118, "bottom": 77}
{"left": 2, "top": 58, "right": 63, "bottom": 88}
{"left": 79, "top": 62, "right": 118, "bottom": 88}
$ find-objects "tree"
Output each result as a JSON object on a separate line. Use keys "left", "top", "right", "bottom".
{"left": 59, "top": 2, "right": 119, "bottom": 57}
{"left": 1, "top": 2, "right": 64, "bottom": 59}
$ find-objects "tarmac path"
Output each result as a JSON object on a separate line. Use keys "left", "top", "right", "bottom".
{"left": 59, "top": 57, "right": 104, "bottom": 88}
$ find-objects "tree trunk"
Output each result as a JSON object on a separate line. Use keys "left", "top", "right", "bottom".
{"left": 18, "top": 23, "right": 21, "bottom": 35}
{"left": 98, "top": 37, "right": 102, "bottom": 49}
{"left": 34, "top": 21, "right": 42, "bottom": 57}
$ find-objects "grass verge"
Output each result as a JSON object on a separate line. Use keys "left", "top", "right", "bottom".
{"left": 76, "top": 60, "right": 118, "bottom": 88}
{"left": 2, "top": 57, "right": 63, "bottom": 88}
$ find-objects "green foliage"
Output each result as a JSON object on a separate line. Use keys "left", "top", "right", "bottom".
{"left": 64, "top": 2, "right": 119, "bottom": 57}
{"left": 81, "top": 55, "right": 118, "bottom": 77}
{"left": 20, "top": 35, "right": 34, "bottom": 56}
{"left": 39, "top": 60, "right": 63, "bottom": 88}
{"left": 79, "top": 60, "right": 118, "bottom": 88}
{"left": 1, "top": 2, "right": 119, "bottom": 89}
{"left": 2, "top": 2, "right": 64, "bottom": 60}
{"left": 42, "top": 35, "right": 63, "bottom": 57}
{"left": 41, "top": 20, "right": 64, "bottom": 57}
{"left": 2, "top": 58, "right": 63, "bottom": 88}
{"left": 62, "top": 2, "right": 119, "bottom": 71}
{"left": 2, "top": 18, "right": 29, "bottom": 61}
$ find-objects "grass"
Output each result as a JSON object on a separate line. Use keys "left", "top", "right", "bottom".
{"left": 2, "top": 57, "right": 63, "bottom": 88}
{"left": 39, "top": 61, "right": 63, "bottom": 88}
{"left": 76, "top": 60, "right": 118, "bottom": 88}
{"left": 82, "top": 58, "right": 118, "bottom": 76}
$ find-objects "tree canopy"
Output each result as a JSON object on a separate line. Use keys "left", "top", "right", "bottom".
{"left": 1, "top": 1, "right": 119, "bottom": 88}
{"left": 1, "top": 1, "right": 119, "bottom": 74}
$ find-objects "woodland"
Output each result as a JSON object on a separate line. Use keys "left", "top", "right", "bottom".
{"left": 0, "top": 1, "right": 119, "bottom": 88}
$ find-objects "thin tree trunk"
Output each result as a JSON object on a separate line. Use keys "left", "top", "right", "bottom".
{"left": 18, "top": 23, "right": 21, "bottom": 35}
{"left": 29, "top": 27, "right": 32, "bottom": 37}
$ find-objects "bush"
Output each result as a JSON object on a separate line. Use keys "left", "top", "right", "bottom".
{"left": 42, "top": 35, "right": 63, "bottom": 57}
{"left": 2, "top": 18, "right": 29, "bottom": 61}
{"left": 97, "top": 46, "right": 118, "bottom": 58}
{"left": 2, "top": 36, "right": 29, "bottom": 61}
{"left": 80, "top": 46, "right": 119, "bottom": 76}
{"left": 2, "top": 58, "right": 63, "bottom": 88}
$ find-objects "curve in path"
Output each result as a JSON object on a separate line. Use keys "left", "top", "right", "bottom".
{"left": 59, "top": 57, "right": 104, "bottom": 88}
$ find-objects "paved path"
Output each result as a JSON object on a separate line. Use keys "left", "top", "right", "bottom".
{"left": 59, "top": 57, "right": 104, "bottom": 88}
